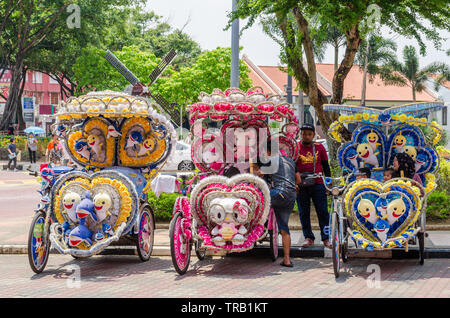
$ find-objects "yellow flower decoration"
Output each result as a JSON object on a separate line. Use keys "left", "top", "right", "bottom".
{"left": 363, "top": 113, "right": 369, "bottom": 121}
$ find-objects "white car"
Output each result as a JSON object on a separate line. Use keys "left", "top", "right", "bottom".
{"left": 163, "top": 141, "right": 195, "bottom": 171}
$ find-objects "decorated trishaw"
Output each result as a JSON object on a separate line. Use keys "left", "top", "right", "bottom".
{"left": 169, "top": 87, "right": 300, "bottom": 275}
{"left": 28, "top": 91, "right": 176, "bottom": 273}
{"left": 321, "top": 102, "right": 444, "bottom": 277}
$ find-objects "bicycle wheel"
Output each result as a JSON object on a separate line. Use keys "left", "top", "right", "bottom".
{"left": 341, "top": 219, "right": 349, "bottom": 263}
{"left": 170, "top": 212, "right": 191, "bottom": 275}
{"left": 331, "top": 213, "right": 340, "bottom": 278}
{"left": 269, "top": 211, "right": 279, "bottom": 261}
{"left": 28, "top": 211, "right": 50, "bottom": 274}
{"left": 418, "top": 231, "right": 425, "bottom": 265}
{"left": 136, "top": 206, "right": 155, "bottom": 262}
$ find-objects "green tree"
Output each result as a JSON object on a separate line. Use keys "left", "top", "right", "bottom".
{"left": 72, "top": 46, "right": 162, "bottom": 94}
{"left": 355, "top": 34, "right": 397, "bottom": 106}
{"left": 229, "top": 0, "right": 450, "bottom": 137}
{"left": 0, "top": 0, "right": 141, "bottom": 130}
{"left": 381, "top": 45, "right": 450, "bottom": 101}
{"left": 157, "top": 47, "right": 253, "bottom": 109}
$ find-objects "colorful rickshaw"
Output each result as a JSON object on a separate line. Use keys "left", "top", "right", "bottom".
{"left": 28, "top": 91, "right": 176, "bottom": 273}
{"left": 169, "top": 87, "right": 300, "bottom": 275}
{"left": 322, "top": 102, "right": 444, "bottom": 277}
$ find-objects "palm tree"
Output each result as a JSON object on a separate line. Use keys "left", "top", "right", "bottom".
{"left": 381, "top": 45, "right": 450, "bottom": 101}
{"left": 355, "top": 34, "right": 397, "bottom": 106}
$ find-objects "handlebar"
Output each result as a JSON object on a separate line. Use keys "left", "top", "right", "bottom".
{"left": 304, "top": 171, "right": 365, "bottom": 195}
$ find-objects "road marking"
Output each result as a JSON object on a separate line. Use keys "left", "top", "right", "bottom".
{"left": 0, "top": 179, "right": 39, "bottom": 186}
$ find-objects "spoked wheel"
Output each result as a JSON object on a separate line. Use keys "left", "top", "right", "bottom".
{"left": 195, "top": 240, "right": 206, "bottom": 261}
{"left": 170, "top": 212, "right": 192, "bottom": 275}
{"left": 418, "top": 231, "right": 425, "bottom": 265}
{"left": 341, "top": 220, "right": 349, "bottom": 263}
{"left": 136, "top": 207, "right": 155, "bottom": 262}
{"left": 331, "top": 213, "right": 341, "bottom": 278}
{"left": 28, "top": 211, "right": 50, "bottom": 274}
{"left": 269, "top": 211, "right": 279, "bottom": 261}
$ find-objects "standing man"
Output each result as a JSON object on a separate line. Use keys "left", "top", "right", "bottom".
{"left": 255, "top": 139, "right": 301, "bottom": 267}
{"left": 7, "top": 138, "right": 17, "bottom": 171}
{"left": 296, "top": 123, "right": 332, "bottom": 248}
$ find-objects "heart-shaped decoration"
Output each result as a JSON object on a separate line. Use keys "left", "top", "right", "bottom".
{"left": 344, "top": 179, "right": 422, "bottom": 245}
{"left": 66, "top": 117, "right": 116, "bottom": 168}
{"left": 118, "top": 117, "right": 172, "bottom": 168}
{"left": 338, "top": 125, "right": 386, "bottom": 172}
{"left": 51, "top": 170, "right": 139, "bottom": 250}
{"left": 190, "top": 174, "right": 270, "bottom": 233}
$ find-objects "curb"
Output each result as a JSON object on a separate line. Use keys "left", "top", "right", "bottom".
{"left": 3, "top": 244, "right": 450, "bottom": 259}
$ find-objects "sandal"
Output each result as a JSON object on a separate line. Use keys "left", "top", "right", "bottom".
{"left": 280, "top": 261, "right": 293, "bottom": 268}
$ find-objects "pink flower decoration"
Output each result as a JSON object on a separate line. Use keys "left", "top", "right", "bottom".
{"left": 236, "top": 103, "right": 253, "bottom": 113}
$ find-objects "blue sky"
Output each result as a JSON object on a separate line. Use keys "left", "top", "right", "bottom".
{"left": 147, "top": 0, "right": 449, "bottom": 67}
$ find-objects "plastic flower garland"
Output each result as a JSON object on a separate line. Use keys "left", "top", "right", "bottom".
{"left": 328, "top": 113, "right": 443, "bottom": 145}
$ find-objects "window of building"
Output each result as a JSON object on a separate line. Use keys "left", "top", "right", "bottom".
{"left": 33, "top": 92, "right": 43, "bottom": 105}
{"left": 443, "top": 107, "right": 448, "bottom": 126}
{"left": 49, "top": 76, "right": 58, "bottom": 84}
{"left": 50, "top": 92, "right": 59, "bottom": 105}
{"left": 32, "top": 72, "right": 42, "bottom": 84}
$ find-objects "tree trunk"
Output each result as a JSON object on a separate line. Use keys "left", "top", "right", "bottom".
{"left": 361, "top": 42, "right": 369, "bottom": 106}
{"left": 331, "top": 25, "right": 362, "bottom": 105}
{"left": 0, "top": 60, "right": 25, "bottom": 130}
{"left": 334, "top": 41, "right": 339, "bottom": 72}
{"left": 412, "top": 85, "right": 416, "bottom": 101}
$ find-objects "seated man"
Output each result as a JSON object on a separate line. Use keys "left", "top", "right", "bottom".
{"left": 254, "top": 139, "right": 301, "bottom": 267}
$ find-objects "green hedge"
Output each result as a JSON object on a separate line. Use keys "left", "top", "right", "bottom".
{"left": 147, "top": 191, "right": 184, "bottom": 222}
{"left": 426, "top": 191, "right": 450, "bottom": 220}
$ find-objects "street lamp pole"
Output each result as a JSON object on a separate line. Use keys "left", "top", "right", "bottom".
{"left": 230, "top": 0, "right": 239, "bottom": 88}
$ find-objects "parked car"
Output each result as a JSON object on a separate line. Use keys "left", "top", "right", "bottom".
{"left": 162, "top": 141, "right": 195, "bottom": 171}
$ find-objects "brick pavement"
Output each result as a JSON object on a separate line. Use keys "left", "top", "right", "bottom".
{"left": 0, "top": 255, "right": 448, "bottom": 298}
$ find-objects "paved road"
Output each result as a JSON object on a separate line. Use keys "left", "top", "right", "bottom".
{"left": 0, "top": 171, "right": 40, "bottom": 245}
{"left": 1, "top": 255, "right": 449, "bottom": 297}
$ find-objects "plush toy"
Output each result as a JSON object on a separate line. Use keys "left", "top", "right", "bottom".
{"left": 74, "top": 140, "right": 91, "bottom": 161}
{"left": 415, "top": 152, "right": 427, "bottom": 172}
{"left": 373, "top": 217, "right": 390, "bottom": 243}
{"left": 36, "top": 195, "right": 50, "bottom": 212}
{"left": 87, "top": 134, "right": 103, "bottom": 157}
{"left": 62, "top": 191, "right": 82, "bottom": 223}
{"left": 68, "top": 223, "right": 93, "bottom": 247}
{"left": 346, "top": 148, "right": 359, "bottom": 170}
{"left": 386, "top": 198, "right": 406, "bottom": 225}
{"left": 357, "top": 143, "right": 379, "bottom": 167}
{"left": 136, "top": 137, "right": 156, "bottom": 156}
{"left": 125, "top": 130, "right": 143, "bottom": 150}
{"left": 56, "top": 124, "right": 67, "bottom": 138}
{"left": 366, "top": 130, "right": 380, "bottom": 152}
{"left": 393, "top": 132, "right": 407, "bottom": 153}
{"left": 107, "top": 125, "right": 122, "bottom": 138}
{"left": 75, "top": 191, "right": 97, "bottom": 223}
{"left": 357, "top": 199, "right": 378, "bottom": 224}
{"left": 404, "top": 146, "right": 417, "bottom": 161}
{"left": 209, "top": 197, "right": 249, "bottom": 246}
{"left": 92, "top": 192, "right": 113, "bottom": 242}
{"left": 374, "top": 197, "right": 388, "bottom": 218}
